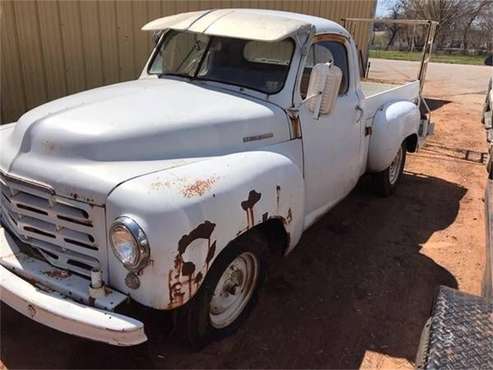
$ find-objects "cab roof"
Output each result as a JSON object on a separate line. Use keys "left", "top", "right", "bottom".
{"left": 142, "top": 9, "right": 351, "bottom": 42}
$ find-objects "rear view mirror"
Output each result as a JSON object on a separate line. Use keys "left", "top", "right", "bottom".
{"left": 306, "top": 63, "right": 342, "bottom": 119}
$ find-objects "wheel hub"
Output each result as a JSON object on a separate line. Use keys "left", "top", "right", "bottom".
{"left": 223, "top": 268, "right": 244, "bottom": 295}
{"left": 209, "top": 252, "right": 258, "bottom": 329}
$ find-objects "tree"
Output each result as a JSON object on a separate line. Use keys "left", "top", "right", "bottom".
{"left": 461, "top": 0, "right": 492, "bottom": 51}
{"left": 476, "top": 5, "right": 493, "bottom": 50}
{"left": 388, "top": 0, "right": 493, "bottom": 50}
{"left": 379, "top": 0, "right": 493, "bottom": 53}
{"left": 402, "top": 0, "right": 463, "bottom": 49}
{"left": 384, "top": 2, "right": 404, "bottom": 50}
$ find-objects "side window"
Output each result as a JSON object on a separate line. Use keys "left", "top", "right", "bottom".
{"left": 300, "top": 40, "right": 350, "bottom": 99}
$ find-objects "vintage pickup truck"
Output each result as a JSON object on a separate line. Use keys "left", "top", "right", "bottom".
{"left": 0, "top": 9, "right": 433, "bottom": 347}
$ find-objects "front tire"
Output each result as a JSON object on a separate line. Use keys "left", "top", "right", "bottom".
{"left": 372, "top": 143, "right": 407, "bottom": 197}
{"left": 174, "top": 231, "right": 268, "bottom": 349}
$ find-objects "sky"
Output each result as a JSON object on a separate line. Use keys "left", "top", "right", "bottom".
{"left": 375, "top": 0, "right": 397, "bottom": 17}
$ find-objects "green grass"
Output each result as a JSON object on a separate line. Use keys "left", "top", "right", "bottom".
{"left": 369, "top": 49, "right": 485, "bottom": 65}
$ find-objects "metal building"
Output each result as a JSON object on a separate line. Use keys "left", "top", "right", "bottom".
{"left": 1, "top": 0, "right": 377, "bottom": 124}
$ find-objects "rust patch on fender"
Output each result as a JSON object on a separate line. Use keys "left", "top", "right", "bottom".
{"left": 168, "top": 221, "right": 217, "bottom": 309}
{"left": 241, "top": 190, "right": 262, "bottom": 228}
{"left": 286, "top": 208, "right": 293, "bottom": 224}
{"left": 181, "top": 176, "right": 218, "bottom": 198}
{"left": 237, "top": 190, "right": 263, "bottom": 236}
{"left": 276, "top": 185, "right": 281, "bottom": 212}
{"left": 177, "top": 221, "right": 216, "bottom": 255}
{"left": 43, "top": 269, "right": 71, "bottom": 279}
{"left": 149, "top": 176, "right": 218, "bottom": 197}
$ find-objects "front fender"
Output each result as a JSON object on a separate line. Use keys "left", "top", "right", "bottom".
{"left": 106, "top": 141, "right": 304, "bottom": 310}
{"left": 367, "top": 101, "right": 420, "bottom": 172}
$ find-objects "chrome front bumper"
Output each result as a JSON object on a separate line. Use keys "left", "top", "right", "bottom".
{"left": 0, "top": 226, "right": 147, "bottom": 346}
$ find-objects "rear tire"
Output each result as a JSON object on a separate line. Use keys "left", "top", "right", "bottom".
{"left": 372, "top": 143, "right": 407, "bottom": 197}
{"left": 174, "top": 231, "right": 269, "bottom": 349}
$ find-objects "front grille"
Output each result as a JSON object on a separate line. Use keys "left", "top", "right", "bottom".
{"left": 0, "top": 171, "right": 106, "bottom": 278}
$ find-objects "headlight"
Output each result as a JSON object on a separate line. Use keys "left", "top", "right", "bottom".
{"left": 109, "top": 216, "right": 150, "bottom": 271}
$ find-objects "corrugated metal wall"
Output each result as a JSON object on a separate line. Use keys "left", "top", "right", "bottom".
{"left": 1, "top": 0, "right": 376, "bottom": 124}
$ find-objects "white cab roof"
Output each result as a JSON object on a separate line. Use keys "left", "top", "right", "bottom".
{"left": 142, "top": 9, "right": 350, "bottom": 41}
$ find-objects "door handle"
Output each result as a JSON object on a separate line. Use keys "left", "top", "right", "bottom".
{"left": 355, "top": 105, "right": 364, "bottom": 123}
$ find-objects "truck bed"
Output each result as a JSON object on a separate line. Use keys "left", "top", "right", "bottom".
{"left": 361, "top": 81, "right": 402, "bottom": 96}
{"left": 362, "top": 79, "right": 420, "bottom": 118}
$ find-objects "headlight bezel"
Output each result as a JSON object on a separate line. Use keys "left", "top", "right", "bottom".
{"left": 109, "top": 216, "right": 150, "bottom": 271}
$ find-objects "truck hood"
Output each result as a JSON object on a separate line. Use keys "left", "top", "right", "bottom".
{"left": 0, "top": 79, "right": 289, "bottom": 205}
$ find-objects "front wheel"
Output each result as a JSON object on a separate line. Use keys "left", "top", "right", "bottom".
{"left": 372, "top": 143, "right": 407, "bottom": 197}
{"left": 174, "top": 231, "right": 268, "bottom": 349}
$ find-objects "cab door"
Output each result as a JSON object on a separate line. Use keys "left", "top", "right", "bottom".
{"left": 298, "top": 37, "right": 364, "bottom": 219}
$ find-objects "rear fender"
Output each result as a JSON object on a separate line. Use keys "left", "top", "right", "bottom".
{"left": 367, "top": 101, "right": 420, "bottom": 173}
{"left": 106, "top": 142, "right": 305, "bottom": 309}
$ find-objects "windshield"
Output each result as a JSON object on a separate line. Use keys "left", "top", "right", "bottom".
{"left": 148, "top": 30, "right": 295, "bottom": 94}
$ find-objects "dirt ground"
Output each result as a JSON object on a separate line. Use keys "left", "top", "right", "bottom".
{"left": 1, "top": 60, "right": 492, "bottom": 369}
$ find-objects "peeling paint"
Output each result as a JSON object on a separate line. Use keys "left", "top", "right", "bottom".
{"left": 43, "top": 269, "right": 71, "bottom": 279}
{"left": 241, "top": 190, "right": 262, "bottom": 228}
{"left": 149, "top": 176, "right": 218, "bottom": 198}
{"left": 286, "top": 208, "right": 293, "bottom": 224}
{"left": 168, "top": 221, "right": 217, "bottom": 309}
{"left": 276, "top": 185, "right": 281, "bottom": 212}
{"left": 237, "top": 189, "right": 263, "bottom": 236}
{"left": 262, "top": 212, "right": 269, "bottom": 222}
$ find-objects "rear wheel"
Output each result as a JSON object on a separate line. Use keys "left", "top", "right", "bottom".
{"left": 174, "top": 231, "right": 268, "bottom": 349}
{"left": 372, "top": 143, "right": 407, "bottom": 197}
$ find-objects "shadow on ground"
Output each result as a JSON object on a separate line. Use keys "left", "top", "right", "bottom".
{"left": 1, "top": 172, "right": 464, "bottom": 369}
{"left": 420, "top": 142, "right": 488, "bottom": 164}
